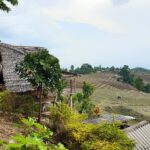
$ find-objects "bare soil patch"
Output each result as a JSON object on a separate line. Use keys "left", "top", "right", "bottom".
{"left": 0, "top": 113, "right": 22, "bottom": 142}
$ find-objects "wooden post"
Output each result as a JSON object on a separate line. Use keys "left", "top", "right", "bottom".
{"left": 54, "top": 92, "right": 58, "bottom": 106}
{"left": 70, "top": 79, "right": 73, "bottom": 108}
{"left": 73, "top": 78, "right": 76, "bottom": 93}
{"left": 38, "top": 84, "right": 42, "bottom": 123}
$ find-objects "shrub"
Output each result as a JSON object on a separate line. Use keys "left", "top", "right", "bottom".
{"left": 0, "top": 90, "right": 36, "bottom": 117}
{"left": 14, "top": 95, "right": 35, "bottom": 117}
{"left": 0, "top": 90, "right": 15, "bottom": 114}
{"left": 134, "top": 77, "right": 144, "bottom": 91}
{"left": 81, "top": 141, "right": 121, "bottom": 150}
{"left": 48, "top": 103, "right": 86, "bottom": 136}
{"left": 72, "top": 82, "right": 96, "bottom": 117}
{"left": 3, "top": 118, "right": 67, "bottom": 150}
{"left": 48, "top": 103, "right": 134, "bottom": 150}
{"left": 66, "top": 122, "right": 134, "bottom": 150}
{"left": 143, "top": 84, "right": 150, "bottom": 93}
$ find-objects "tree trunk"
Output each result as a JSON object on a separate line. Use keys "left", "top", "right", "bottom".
{"left": 38, "top": 84, "right": 42, "bottom": 123}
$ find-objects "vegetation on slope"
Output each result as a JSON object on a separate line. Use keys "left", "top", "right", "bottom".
{"left": 76, "top": 71, "right": 150, "bottom": 120}
{"left": 0, "top": 99, "right": 135, "bottom": 150}
{"left": 131, "top": 67, "right": 150, "bottom": 73}
{"left": 119, "top": 65, "right": 150, "bottom": 93}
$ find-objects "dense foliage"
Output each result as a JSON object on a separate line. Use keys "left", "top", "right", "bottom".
{"left": 67, "top": 64, "right": 120, "bottom": 75}
{"left": 0, "top": 90, "right": 36, "bottom": 118}
{"left": 73, "top": 82, "right": 96, "bottom": 116}
{"left": 1, "top": 118, "right": 67, "bottom": 150}
{"left": 119, "top": 65, "right": 150, "bottom": 93}
{"left": 15, "top": 49, "right": 62, "bottom": 122}
{"left": 0, "top": 90, "right": 134, "bottom": 150}
{"left": 16, "top": 50, "right": 61, "bottom": 92}
{"left": 119, "top": 65, "right": 134, "bottom": 84}
{"left": 68, "top": 63, "right": 150, "bottom": 93}
{"left": 0, "top": 0, "right": 18, "bottom": 12}
{"left": 48, "top": 103, "right": 135, "bottom": 150}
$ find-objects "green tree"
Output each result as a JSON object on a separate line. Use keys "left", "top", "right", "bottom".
{"left": 110, "top": 66, "right": 115, "bottom": 72}
{"left": 143, "top": 84, "right": 150, "bottom": 93}
{"left": 93, "top": 65, "right": 102, "bottom": 72}
{"left": 73, "top": 82, "right": 95, "bottom": 115}
{"left": 74, "top": 63, "right": 93, "bottom": 74}
{"left": 82, "top": 81, "right": 94, "bottom": 99}
{"left": 69, "top": 65, "right": 74, "bottom": 73}
{"left": 73, "top": 92, "right": 83, "bottom": 103}
{"left": 134, "top": 77, "right": 144, "bottom": 91}
{"left": 16, "top": 49, "right": 62, "bottom": 122}
{"left": 119, "top": 65, "right": 134, "bottom": 84}
{"left": 0, "top": 0, "right": 18, "bottom": 12}
{"left": 80, "top": 63, "right": 93, "bottom": 74}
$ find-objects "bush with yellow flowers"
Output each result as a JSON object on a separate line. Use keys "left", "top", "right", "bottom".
{"left": 48, "top": 103, "right": 134, "bottom": 150}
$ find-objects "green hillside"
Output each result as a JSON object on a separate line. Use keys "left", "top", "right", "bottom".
{"left": 76, "top": 72, "right": 150, "bottom": 122}
{"left": 131, "top": 67, "right": 150, "bottom": 73}
{"left": 131, "top": 68, "right": 150, "bottom": 84}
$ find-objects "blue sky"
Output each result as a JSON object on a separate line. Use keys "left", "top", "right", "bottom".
{"left": 0, "top": 0, "right": 150, "bottom": 69}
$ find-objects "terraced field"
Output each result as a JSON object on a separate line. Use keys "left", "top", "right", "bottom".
{"left": 76, "top": 72, "right": 150, "bottom": 120}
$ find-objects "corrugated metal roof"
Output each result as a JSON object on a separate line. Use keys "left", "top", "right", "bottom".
{"left": 124, "top": 121, "right": 150, "bottom": 150}
{"left": 83, "top": 114, "right": 135, "bottom": 124}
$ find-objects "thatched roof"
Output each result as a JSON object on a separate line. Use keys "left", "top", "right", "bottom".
{"left": 0, "top": 43, "right": 43, "bottom": 54}
{"left": 0, "top": 42, "right": 44, "bottom": 92}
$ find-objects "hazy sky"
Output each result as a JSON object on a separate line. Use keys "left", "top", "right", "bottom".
{"left": 0, "top": 0, "right": 150, "bottom": 69}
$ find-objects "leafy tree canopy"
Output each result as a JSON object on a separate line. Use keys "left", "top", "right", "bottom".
{"left": 82, "top": 81, "right": 94, "bottom": 99}
{"left": 16, "top": 49, "right": 62, "bottom": 122}
{"left": 16, "top": 49, "right": 62, "bottom": 91}
{"left": 119, "top": 65, "right": 132, "bottom": 84}
{"left": 119, "top": 65, "right": 150, "bottom": 93}
{"left": 0, "top": 0, "right": 18, "bottom": 12}
{"left": 73, "top": 82, "right": 95, "bottom": 115}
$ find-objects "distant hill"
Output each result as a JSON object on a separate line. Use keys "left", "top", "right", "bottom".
{"left": 131, "top": 67, "right": 150, "bottom": 84}
{"left": 131, "top": 67, "right": 150, "bottom": 73}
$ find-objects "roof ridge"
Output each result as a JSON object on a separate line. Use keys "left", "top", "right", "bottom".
{"left": 124, "top": 120, "right": 149, "bottom": 133}
{"left": 0, "top": 43, "right": 24, "bottom": 54}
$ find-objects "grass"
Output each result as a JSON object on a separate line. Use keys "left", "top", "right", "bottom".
{"left": 76, "top": 72, "right": 150, "bottom": 121}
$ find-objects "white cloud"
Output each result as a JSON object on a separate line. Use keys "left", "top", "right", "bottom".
{"left": 0, "top": 0, "right": 150, "bottom": 68}
{"left": 38, "top": 0, "right": 126, "bottom": 32}
{"left": 112, "top": 0, "right": 130, "bottom": 5}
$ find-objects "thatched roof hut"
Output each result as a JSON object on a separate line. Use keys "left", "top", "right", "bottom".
{"left": 0, "top": 42, "right": 43, "bottom": 92}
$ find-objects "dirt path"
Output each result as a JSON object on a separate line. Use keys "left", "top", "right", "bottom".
{"left": 0, "top": 114, "right": 22, "bottom": 142}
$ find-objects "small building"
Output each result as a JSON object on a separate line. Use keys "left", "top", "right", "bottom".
{"left": 0, "top": 43, "right": 79, "bottom": 94}
{"left": 124, "top": 121, "right": 150, "bottom": 150}
{"left": 0, "top": 42, "right": 43, "bottom": 92}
